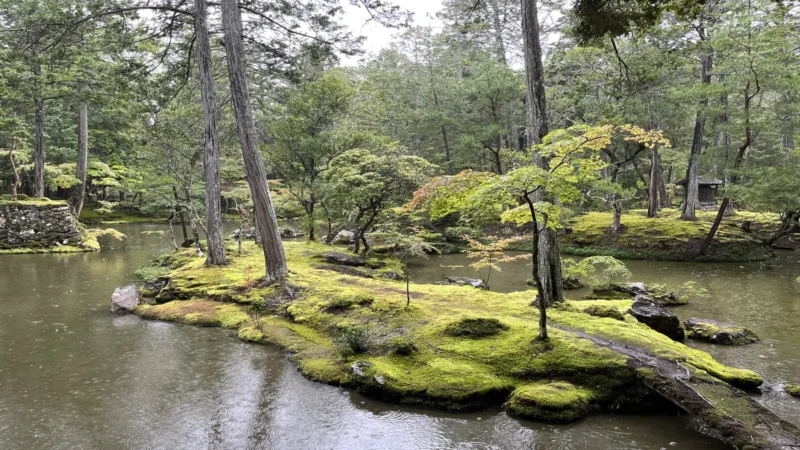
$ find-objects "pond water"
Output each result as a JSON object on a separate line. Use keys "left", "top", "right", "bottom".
{"left": 3, "top": 223, "right": 792, "bottom": 449}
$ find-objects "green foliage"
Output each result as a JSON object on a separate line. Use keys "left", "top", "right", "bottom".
{"left": 443, "top": 317, "right": 510, "bottom": 338}
{"left": 335, "top": 325, "right": 371, "bottom": 354}
{"left": 564, "top": 256, "right": 632, "bottom": 290}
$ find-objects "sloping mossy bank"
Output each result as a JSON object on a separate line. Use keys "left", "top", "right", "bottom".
{"left": 131, "top": 242, "right": 800, "bottom": 448}
{"left": 560, "top": 209, "right": 777, "bottom": 262}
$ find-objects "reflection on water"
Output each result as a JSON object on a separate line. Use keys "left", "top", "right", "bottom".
{"left": 410, "top": 250, "right": 800, "bottom": 426}
{"left": 0, "top": 224, "right": 730, "bottom": 449}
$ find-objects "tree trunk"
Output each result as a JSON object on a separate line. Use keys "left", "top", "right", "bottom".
{"left": 647, "top": 148, "right": 660, "bottom": 218}
{"left": 700, "top": 79, "right": 754, "bottom": 255}
{"left": 521, "top": 0, "right": 563, "bottom": 317}
{"left": 69, "top": 97, "right": 88, "bottom": 217}
{"left": 195, "top": 0, "right": 227, "bottom": 266}
{"left": 521, "top": 0, "right": 548, "bottom": 147}
{"left": 8, "top": 137, "right": 19, "bottom": 200}
{"left": 221, "top": 0, "right": 288, "bottom": 284}
{"left": 681, "top": 35, "right": 713, "bottom": 221}
{"left": 173, "top": 186, "right": 189, "bottom": 244}
{"left": 33, "top": 61, "right": 45, "bottom": 198}
{"left": 489, "top": 0, "right": 507, "bottom": 64}
{"left": 610, "top": 198, "right": 622, "bottom": 232}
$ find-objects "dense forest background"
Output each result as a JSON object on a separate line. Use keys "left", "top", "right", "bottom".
{"left": 1, "top": 0, "right": 798, "bottom": 255}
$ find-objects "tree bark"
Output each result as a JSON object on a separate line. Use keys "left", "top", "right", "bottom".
{"left": 69, "top": 95, "right": 88, "bottom": 217}
{"left": 8, "top": 133, "right": 20, "bottom": 200}
{"left": 33, "top": 60, "right": 46, "bottom": 198}
{"left": 700, "top": 79, "right": 754, "bottom": 255}
{"left": 681, "top": 32, "right": 713, "bottom": 221}
{"left": 521, "top": 0, "right": 563, "bottom": 315}
{"left": 221, "top": 0, "right": 288, "bottom": 284}
{"left": 521, "top": 0, "right": 548, "bottom": 147}
{"left": 195, "top": 0, "right": 227, "bottom": 266}
{"left": 173, "top": 186, "right": 189, "bottom": 244}
{"left": 647, "top": 148, "right": 660, "bottom": 218}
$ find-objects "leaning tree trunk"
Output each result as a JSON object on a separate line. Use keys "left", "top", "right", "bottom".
{"left": 521, "top": 0, "right": 563, "bottom": 321}
{"left": 33, "top": 60, "right": 46, "bottom": 198}
{"left": 69, "top": 94, "right": 88, "bottom": 217}
{"left": 221, "top": 0, "right": 288, "bottom": 284}
{"left": 195, "top": 0, "right": 227, "bottom": 266}
{"left": 681, "top": 35, "right": 713, "bottom": 220}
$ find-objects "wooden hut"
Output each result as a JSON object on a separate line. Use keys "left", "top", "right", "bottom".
{"left": 677, "top": 178, "right": 723, "bottom": 207}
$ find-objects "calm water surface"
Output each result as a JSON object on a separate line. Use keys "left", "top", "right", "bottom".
{"left": 0, "top": 223, "right": 765, "bottom": 449}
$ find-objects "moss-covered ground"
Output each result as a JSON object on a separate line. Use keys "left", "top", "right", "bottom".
{"left": 79, "top": 208, "right": 167, "bottom": 224}
{"left": 560, "top": 209, "right": 777, "bottom": 262}
{"left": 132, "top": 240, "right": 766, "bottom": 425}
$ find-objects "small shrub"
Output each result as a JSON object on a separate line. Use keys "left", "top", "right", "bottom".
{"left": 135, "top": 265, "right": 171, "bottom": 282}
{"left": 443, "top": 317, "right": 509, "bottom": 338}
{"left": 335, "top": 325, "right": 371, "bottom": 353}
{"left": 388, "top": 337, "right": 417, "bottom": 355}
{"left": 249, "top": 298, "right": 267, "bottom": 332}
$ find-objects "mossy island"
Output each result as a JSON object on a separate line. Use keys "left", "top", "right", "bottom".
{"left": 130, "top": 241, "right": 800, "bottom": 449}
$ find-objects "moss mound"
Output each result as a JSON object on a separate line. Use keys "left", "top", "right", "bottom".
{"left": 785, "top": 385, "right": 800, "bottom": 398}
{"left": 561, "top": 209, "right": 775, "bottom": 262}
{"left": 583, "top": 304, "right": 625, "bottom": 321}
{"left": 131, "top": 241, "right": 764, "bottom": 416}
{"left": 506, "top": 382, "right": 597, "bottom": 423}
{"left": 443, "top": 317, "right": 509, "bottom": 338}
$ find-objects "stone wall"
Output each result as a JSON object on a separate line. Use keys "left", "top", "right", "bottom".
{"left": 0, "top": 200, "right": 82, "bottom": 249}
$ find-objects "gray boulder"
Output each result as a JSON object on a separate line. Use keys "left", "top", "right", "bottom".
{"left": 684, "top": 318, "right": 759, "bottom": 345}
{"left": 331, "top": 230, "right": 355, "bottom": 245}
{"left": 435, "top": 276, "right": 484, "bottom": 288}
{"left": 111, "top": 285, "right": 141, "bottom": 314}
{"left": 628, "top": 296, "right": 685, "bottom": 341}
{"left": 323, "top": 252, "right": 366, "bottom": 267}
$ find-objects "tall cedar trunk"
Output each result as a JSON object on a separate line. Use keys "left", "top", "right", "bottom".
{"left": 700, "top": 80, "right": 754, "bottom": 255}
{"left": 656, "top": 160, "right": 670, "bottom": 209}
{"left": 9, "top": 136, "right": 20, "bottom": 199}
{"left": 69, "top": 96, "right": 88, "bottom": 216}
{"left": 221, "top": 0, "right": 288, "bottom": 284}
{"left": 33, "top": 60, "right": 45, "bottom": 198}
{"left": 195, "top": 0, "right": 227, "bottom": 266}
{"left": 521, "top": 0, "right": 563, "bottom": 319}
{"left": 681, "top": 31, "right": 713, "bottom": 220}
{"left": 489, "top": 0, "right": 507, "bottom": 64}
{"left": 431, "top": 87, "right": 455, "bottom": 175}
{"left": 647, "top": 148, "right": 660, "bottom": 218}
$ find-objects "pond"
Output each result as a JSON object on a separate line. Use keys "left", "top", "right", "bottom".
{"left": 3, "top": 223, "right": 793, "bottom": 449}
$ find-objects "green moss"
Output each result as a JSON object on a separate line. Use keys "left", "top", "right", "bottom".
{"left": 506, "top": 381, "right": 598, "bottom": 423}
{"left": 685, "top": 320, "right": 759, "bottom": 346}
{"left": 132, "top": 240, "right": 765, "bottom": 420}
{"left": 582, "top": 304, "right": 625, "bottom": 321}
{"left": 79, "top": 208, "right": 166, "bottom": 224}
{"left": 561, "top": 210, "right": 775, "bottom": 262}
{"left": 0, "top": 197, "right": 65, "bottom": 207}
{"left": 784, "top": 385, "right": 800, "bottom": 398}
{"left": 443, "top": 317, "right": 509, "bottom": 338}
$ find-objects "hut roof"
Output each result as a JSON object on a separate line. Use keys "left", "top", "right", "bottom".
{"left": 676, "top": 178, "right": 723, "bottom": 186}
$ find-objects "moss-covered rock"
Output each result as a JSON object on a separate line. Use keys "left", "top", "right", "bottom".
{"left": 443, "top": 317, "right": 509, "bottom": 338}
{"left": 506, "top": 382, "right": 598, "bottom": 423}
{"left": 684, "top": 318, "right": 760, "bottom": 346}
{"left": 786, "top": 385, "right": 800, "bottom": 398}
